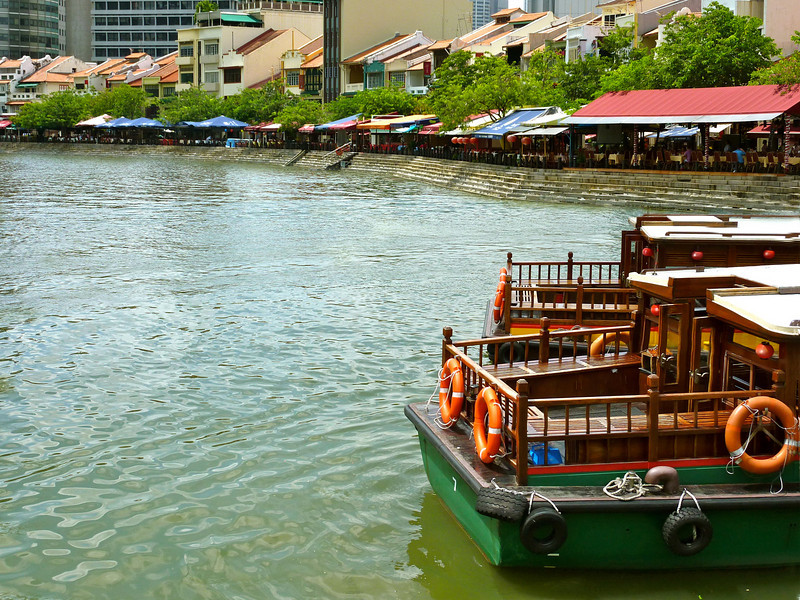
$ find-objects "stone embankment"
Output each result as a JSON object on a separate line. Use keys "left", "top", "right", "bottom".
{"left": 4, "top": 143, "right": 800, "bottom": 211}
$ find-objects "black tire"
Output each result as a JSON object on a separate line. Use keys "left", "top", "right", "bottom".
{"left": 475, "top": 487, "right": 529, "bottom": 522}
{"left": 519, "top": 508, "right": 567, "bottom": 554}
{"left": 662, "top": 508, "right": 713, "bottom": 556}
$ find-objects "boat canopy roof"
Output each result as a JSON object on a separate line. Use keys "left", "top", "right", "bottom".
{"left": 629, "top": 264, "right": 800, "bottom": 338}
{"left": 637, "top": 215, "right": 800, "bottom": 244}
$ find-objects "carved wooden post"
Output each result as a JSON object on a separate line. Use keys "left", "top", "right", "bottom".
{"left": 503, "top": 272, "right": 512, "bottom": 326}
{"left": 630, "top": 310, "right": 641, "bottom": 353}
{"left": 506, "top": 251, "right": 513, "bottom": 276}
{"left": 539, "top": 317, "right": 550, "bottom": 365}
{"left": 567, "top": 251, "right": 574, "bottom": 282}
{"left": 647, "top": 374, "right": 660, "bottom": 462}
{"left": 772, "top": 369, "right": 787, "bottom": 407}
{"left": 515, "top": 379, "right": 529, "bottom": 486}
{"left": 442, "top": 326, "right": 453, "bottom": 366}
{"left": 576, "top": 276, "right": 584, "bottom": 324}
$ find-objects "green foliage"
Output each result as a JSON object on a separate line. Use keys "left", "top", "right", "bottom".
{"left": 655, "top": 1, "right": 779, "bottom": 88}
{"left": 275, "top": 99, "right": 327, "bottom": 135}
{"left": 158, "top": 86, "right": 221, "bottom": 123}
{"left": 325, "top": 94, "right": 361, "bottom": 120}
{"left": 91, "top": 84, "right": 151, "bottom": 119}
{"left": 356, "top": 85, "right": 419, "bottom": 117}
{"left": 599, "top": 51, "right": 661, "bottom": 94}
{"left": 194, "top": 1, "right": 218, "bottom": 22}
{"left": 520, "top": 49, "right": 567, "bottom": 108}
{"left": 220, "top": 81, "right": 292, "bottom": 124}
{"left": 12, "top": 89, "right": 92, "bottom": 129}
{"left": 559, "top": 54, "right": 608, "bottom": 107}
{"left": 750, "top": 31, "right": 800, "bottom": 86}
{"left": 429, "top": 51, "right": 523, "bottom": 130}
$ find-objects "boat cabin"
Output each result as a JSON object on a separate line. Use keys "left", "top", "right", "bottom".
{"left": 491, "top": 215, "right": 800, "bottom": 337}
{"left": 451, "top": 264, "right": 800, "bottom": 485}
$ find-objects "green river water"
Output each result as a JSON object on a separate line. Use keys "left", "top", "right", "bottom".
{"left": 0, "top": 148, "right": 798, "bottom": 599}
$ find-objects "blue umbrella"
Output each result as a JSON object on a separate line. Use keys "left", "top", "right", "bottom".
{"left": 96, "top": 117, "right": 132, "bottom": 128}
{"left": 194, "top": 115, "right": 250, "bottom": 128}
{"left": 127, "top": 117, "right": 165, "bottom": 128}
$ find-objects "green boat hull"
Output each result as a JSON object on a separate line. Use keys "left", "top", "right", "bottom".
{"left": 418, "top": 435, "right": 800, "bottom": 568}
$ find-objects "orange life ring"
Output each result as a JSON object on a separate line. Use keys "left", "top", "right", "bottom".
{"left": 493, "top": 269, "right": 508, "bottom": 323}
{"left": 439, "top": 358, "right": 464, "bottom": 426}
{"left": 725, "top": 396, "right": 799, "bottom": 474}
{"left": 336, "top": 147, "right": 344, "bottom": 156}
{"left": 474, "top": 387, "right": 503, "bottom": 463}
{"left": 589, "top": 331, "right": 631, "bottom": 357}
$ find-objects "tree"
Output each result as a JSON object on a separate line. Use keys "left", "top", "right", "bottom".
{"left": 274, "top": 99, "right": 327, "bottom": 136}
{"left": 195, "top": 1, "right": 218, "bottom": 23}
{"left": 91, "top": 83, "right": 151, "bottom": 118}
{"left": 655, "top": 2, "right": 779, "bottom": 88}
{"left": 220, "top": 82, "right": 292, "bottom": 124}
{"left": 559, "top": 54, "right": 608, "bottom": 107}
{"left": 750, "top": 32, "right": 800, "bottom": 86}
{"left": 158, "top": 86, "right": 221, "bottom": 123}
{"left": 355, "top": 85, "right": 419, "bottom": 117}
{"left": 12, "top": 89, "right": 91, "bottom": 130}
{"left": 325, "top": 94, "right": 361, "bottom": 120}
{"left": 599, "top": 51, "right": 662, "bottom": 94}
{"left": 521, "top": 48, "right": 567, "bottom": 108}
{"left": 428, "top": 51, "right": 523, "bottom": 130}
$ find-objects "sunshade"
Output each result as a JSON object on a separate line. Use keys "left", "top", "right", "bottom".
{"left": 98, "top": 117, "right": 133, "bottom": 128}
{"left": 194, "top": 115, "right": 250, "bottom": 128}
{"left": 419, "top": 122, "right": 442, "bottom": 135}
{"left": 472, "top": 109, "right": 549, "bottom": 138}
{"left": 315, "top": 113, "right": 361, "bottom": 131}
{"left": 356, "top": 114, "right": 437, "bottom": 131}
{"left": 518, "top": 126, "right": 569, "bottom": 136}
{"left": 260, "top": 122, "right": 281, "bottom": 131}
{"left": 128, "top": 117, "right": 165, "bottom": 128}
{"left": 76, "top": 114, "right": 113, "bottom": 127}
{"left": 298, "top": 124, "right": 316, "bottom": 133}
{"left": 0, "top": 120, "right": 12, "bottom": 129}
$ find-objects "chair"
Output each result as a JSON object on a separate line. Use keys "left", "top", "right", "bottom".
{"left": 726, "top": 152, "right": 739, "bottom": 172}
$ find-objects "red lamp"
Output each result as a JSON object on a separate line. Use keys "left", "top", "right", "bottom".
{"left": 506, "top": 134, "right": 518, "bottom": 144}
{"left": 691, "top": 250, "right": 704, "bottom": 261}
{"left": 650, "top": 304, "right": 660, "bottom": 316}
{"left": 471, "top": 137, "right": 480, "bottom": 147}
{"left": 521, "top": 136, "right": 532, "bottom": 146}
{"left": 642, "top": 247, "right": 653, "bottom": 257}
{"left": 755, "top": 342, "right": 774, "bottom": 359}
{"left": 763, "top": 249, "right": 775, "bottom": 260}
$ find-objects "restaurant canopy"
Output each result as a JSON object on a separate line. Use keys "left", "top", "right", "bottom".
{"left": 564, "top": 84, "right": 800, "bottom": 125}
{"left": 748, "top": 123, "right": 800, "bottom": 136}
{"left": 298, "top": 124, "right": 316, "bottom": 134}
{"left": 97, "top": 117, "right": 133, "bottom": 128}
{"left": 0, "top": 119, "right": 12, "bottom": 129}
{"left": 76, "top": 114, "right": 113, "bottom": 127}
{"left": 471, "top": 108, "right": 550, "bottom": 138}
{"left": 195, "top": 115, "right": 250, "bottom": 128}
{"left": 315, "top": 113, "right": 361, "bottom": 131}
{"left": 128, "top": 117, "right": 165, "bottom": 128}
{"left": 356, "top": 114, "right": 438, "bottom": 131}
{"left": 419, "top": 122, "right": 443, "bottom": 135}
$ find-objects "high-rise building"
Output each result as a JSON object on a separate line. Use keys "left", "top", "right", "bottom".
{"left": 523, "top": 0, "right": 599, "bottom": 17}
{"left": 473, "top": 0, "right": 509, "bottom": 29}
{"left": 65, "top": 0, "right": 238, "bottom": 62}
{"left": 0, "top": 1, "right": 65, "bottom": 58}
{"left": 323, "top": 0, "right": 472, "bottom": 102}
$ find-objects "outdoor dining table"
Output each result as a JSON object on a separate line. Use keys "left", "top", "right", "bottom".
{"left": 608, "top": 153, "right": 624, "bottom": 166}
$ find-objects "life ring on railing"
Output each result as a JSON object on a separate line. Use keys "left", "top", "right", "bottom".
{"left": 336, "top": 147, "right": 344, "bottom": 156}
{"left": 724, "top": 396, "right": 800, "bottom": 474}
{"left": 474, "top": 387, "right": 503, "bottom": 463}
{"left": 493, "top": 269, "right": 508, "bottom": 323}
{"left": 589, "top": 331, "right": 631, "bottom": 357}
{"left": 438, "top": 358, "right": 464, "bottom": 426}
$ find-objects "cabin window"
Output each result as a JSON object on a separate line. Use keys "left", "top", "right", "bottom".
{"left": 723, "top": 352, "right": 774, "bottom": 392}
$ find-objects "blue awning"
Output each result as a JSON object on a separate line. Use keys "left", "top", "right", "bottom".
{"left": 315, "top": 113, "right": 361, "bottom": 131}
{"left": 646, "top": 126, "right": 700, "bottom": 138}
{"left": 195, "top": 115, "right": 250, "bottom": 128}
{"left": 471, "top": 109, "right": 549, "bottom": 139}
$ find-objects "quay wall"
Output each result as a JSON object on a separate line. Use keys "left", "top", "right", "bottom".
{"left": 4, "top": 143, "right": 800, "bottom": 212}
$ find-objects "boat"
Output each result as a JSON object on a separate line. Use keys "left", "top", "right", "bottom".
{"left": 488, "top": 215, "right": 800, "bottom": 343}
{"left": 406, "top": 261, "right": 800, "bottom": 568}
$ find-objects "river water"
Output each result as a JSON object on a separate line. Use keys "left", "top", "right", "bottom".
{"left": 0, "top": 148, "right": 797, "bottom": 600}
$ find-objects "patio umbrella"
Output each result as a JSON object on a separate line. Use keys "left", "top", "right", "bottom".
{"left": 98, "top": 117, "right": 133, "bottom": 128}
{"left": 194, "top": 115, "right": 250, "bottom": 128}
{"left": 127, "top": 117, "right": 165, "bottom": 128}
{"left": 76, "top": 114, "right": 113, "bottom": 127}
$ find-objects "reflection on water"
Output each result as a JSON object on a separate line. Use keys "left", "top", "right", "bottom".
{"left": 0, "top": 148, "right": 797, "bottom": 599}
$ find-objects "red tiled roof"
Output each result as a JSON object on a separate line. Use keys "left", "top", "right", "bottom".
{"left": 299, "top": 35, "right": 323, "bottom": 54}
{"left": 342, "top": 34, "right": 409, "bottom": 64}
{"left": 236, "top": 29, "right": 286, "bottom": 55}
{"left": 567, "top": 85, "right": 800, "bottom": 124}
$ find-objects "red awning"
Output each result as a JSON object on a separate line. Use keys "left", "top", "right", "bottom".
{"left": 0, "top": 120, "right": 11, "bottom": 129}
{"left": 298, "top": 124, "right": 316, "bottom": 133}
{"left": 565, "top": 84, "right": 800, "bottom": 125}
{"left": 419, "top": 122, "right": 443, "bottom": 135}
{"left": 244, "top": 121, "right": 268, "bottom": 131}
{"left": 747, "top": 123, "right": 800, "bottom": 136}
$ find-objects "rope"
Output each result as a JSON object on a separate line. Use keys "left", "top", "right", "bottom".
{"left": 490, "top": 478, "right": 561, "bottom": 514}
{"left": 677, "top": 488, "right": 700, "bottom": 512}
{"left": 602, "top": 471, "right": 662, "bottom": 501}
{"left": 429, "top": 366, "right": 457, "bottom": 429}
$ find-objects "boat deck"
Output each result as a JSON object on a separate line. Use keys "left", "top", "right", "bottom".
{"left": 482, "top": 353, "right": 640, "bottom": 381}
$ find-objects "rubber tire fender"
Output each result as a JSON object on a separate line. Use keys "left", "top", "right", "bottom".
{"left": 475, "top": 488, "right": 528, "bottom": 522}
{"left": 662, "top": 508, "right": 713, "bottom": 556}
{"left": 519, "top": 508, "right": 567, "bottom": 555}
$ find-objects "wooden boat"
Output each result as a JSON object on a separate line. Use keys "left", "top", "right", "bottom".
{"left": 407, "top": 262, "right": 800, "bottom": 568}
{"left": 488, "top": 215, "right": 800, "bottom": 343}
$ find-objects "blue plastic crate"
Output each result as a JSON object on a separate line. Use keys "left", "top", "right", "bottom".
{"left": 528, "top": 443, "right": 563, "bottom": 466}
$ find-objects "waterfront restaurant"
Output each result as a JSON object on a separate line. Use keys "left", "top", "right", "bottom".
{"left": 563, "top": 84, "right": 800, "bottom": 172}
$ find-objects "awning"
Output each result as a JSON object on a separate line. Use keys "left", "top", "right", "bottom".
{"left": 0, "top": 120, "right": 11, "bottom": 129}
{"left": 445, "top": 113, "right": 496, "bottom": 135}
{"left": 519, "top": 126, "right": 568, "bottom": 136}
{"left": 472, "top": 108, "right": 549, "bottom": 138}
{"left": 357, "top": 114, "right": 438, "bottom": 131}
{"left": 298, "top": 124, "right": 316, "bottom": 133}
{"left": 316, "top": 113, "right": 361, "bottom": 131}
{"left": 419, "top": 122, "right": 442, "bottom": 135}
{"left": 260, "top": 122, "right": 281, "bottom": 131}
{"left": 220, "top": 13, "right": 262, "bottom": 25}
{"left": 646, "top": 126, "right": 699, "bottom": 139}
{"left": 564, "top": 85, "right": 800, "bottom": 125}
{"left": 244, "top": 121, "right": 268, "bottom": 131}
{"left": 748, "top": 123, "right": 800, "bottom": 136}
{"left": 195, "top": 115, "right": 249, "bottom": 128}
{"left": 15, "top": 82, "right": 38, "bottom": 88}
{"left": 76, "top": 114, "right": 113, "bottom": 127}
{"left": 520, "top": 108, "right": 569, "bottom": 127}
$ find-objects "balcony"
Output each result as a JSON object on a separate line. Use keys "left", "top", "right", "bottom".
{"left": 176, "top": 55, "right": 194, "bottom": 66}
{"left": 408, "top": 86, "right": 428, "bottom": 96}
{"left": 203, "top": 82, "right": 219, "bottom": 92}
{"left": 344, "top": 82, "right": 363, "bottom": 94}
{"left": 220, "top": 54, "right": 244, "bottom": 69}
{"left": 200, "top": 54, "right": 220, "bottom": 65}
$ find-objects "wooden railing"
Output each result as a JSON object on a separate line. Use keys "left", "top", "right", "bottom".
{"left": 506, "top": 251, "right": 622, "bottom": 286}
{"left": 441, "top": 326, "right": 783, "bottom": 485}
